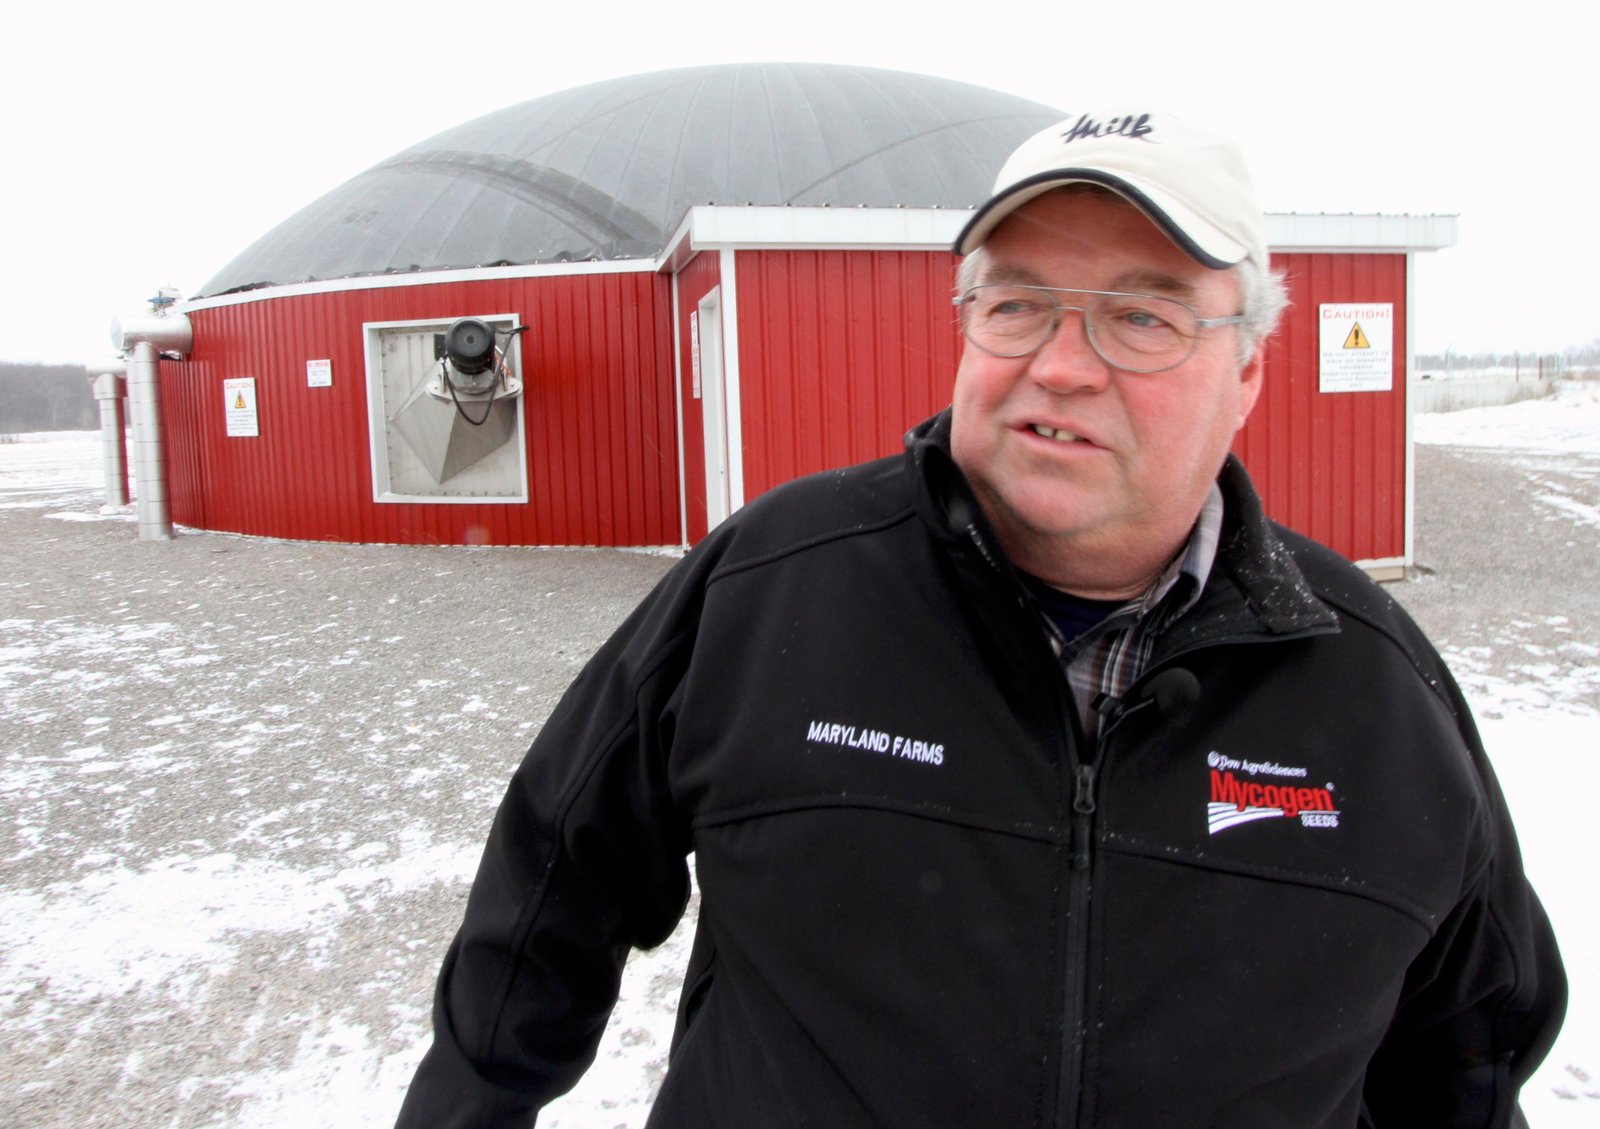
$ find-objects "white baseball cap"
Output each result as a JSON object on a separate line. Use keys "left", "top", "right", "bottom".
{"left": 954, "top": 109, "right": 1268, "bottom": 273}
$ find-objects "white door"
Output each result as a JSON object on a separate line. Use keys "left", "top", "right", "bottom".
{"left": 697, "top": 288, "right": 732, "bottom": 531}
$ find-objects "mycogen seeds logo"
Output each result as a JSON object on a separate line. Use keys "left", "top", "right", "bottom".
{"left": 1207, "top": 751, "right": 1340, "bottom": 835}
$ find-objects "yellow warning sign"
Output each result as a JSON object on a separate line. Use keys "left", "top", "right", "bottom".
{"left": 234, "top": 392, "right": 247, "bottom": 409}
{"left": 1342, "top": 323, "right": 1371, "bottom": 350}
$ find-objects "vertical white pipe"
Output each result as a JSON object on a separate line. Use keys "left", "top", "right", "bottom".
{"left": 125, "top": 340, "right": 171, "bottom": 540}
{"left": 89, "top": 370, "right": 130, "bottom": 509}
{"left": 111, "top": 313, "right": 191, "bottom": 543}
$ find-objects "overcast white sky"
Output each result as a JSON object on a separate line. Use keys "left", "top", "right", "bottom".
{"left": 4, "top": 1, "right": 1595, "bottom": 365}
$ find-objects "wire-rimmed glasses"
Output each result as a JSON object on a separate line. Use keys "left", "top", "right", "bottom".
{"left": 955, "top": 284, "right": 1245, "bottom": 373}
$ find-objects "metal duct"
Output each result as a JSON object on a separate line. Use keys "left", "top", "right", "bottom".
{"left": 84, "top": 358, "right": 130, "bottom": 511}
{"left": 110, "top": 313, "right": 193, "bottom": 541}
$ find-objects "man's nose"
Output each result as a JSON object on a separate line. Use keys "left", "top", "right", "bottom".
{"left": 1026, "top": 308, "right": 1113, "bottom": 393}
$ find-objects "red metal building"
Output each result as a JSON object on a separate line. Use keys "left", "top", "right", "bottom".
{"left": 164, "top": 66, "right": 1454, "bottom": 576}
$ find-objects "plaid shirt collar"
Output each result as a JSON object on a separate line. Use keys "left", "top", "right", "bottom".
{"left": 1040, "top": 483, "right": 1224, "bottom": 741}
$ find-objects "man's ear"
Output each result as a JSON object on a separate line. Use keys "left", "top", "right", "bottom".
{"left": 1235, "top": 347, "right": 1266, "bottom": 430}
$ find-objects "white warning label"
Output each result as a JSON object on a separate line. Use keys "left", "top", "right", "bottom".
{"left": 1319, "top": 304, "right": 1393, "bottom": 393}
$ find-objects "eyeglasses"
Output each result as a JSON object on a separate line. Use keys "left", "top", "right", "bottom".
{"left": 954, "top": 284, "right": 1245, "bottom": 373}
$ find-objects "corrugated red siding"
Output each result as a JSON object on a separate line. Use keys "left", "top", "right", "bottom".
{"left": 733, "top": 249, "right": 962, "bottom": 500}
{"left": 164, "top": 272, "right": 677, "bottom": 546}
{"left": 1236, "top": 253, "right": 1408, "bottom": 563}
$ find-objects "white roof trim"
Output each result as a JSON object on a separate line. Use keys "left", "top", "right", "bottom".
{"left": 666, "top": 205, "right": 1458, "bottom": 260}
{"left": 656, "top": 205, "right": 963, "bottom": 272}
{"left": 1265, "top": 212, "right": 1457, "bottom": 253}
{"left": 685, "top": 205, "right": 964, "bottom": 252}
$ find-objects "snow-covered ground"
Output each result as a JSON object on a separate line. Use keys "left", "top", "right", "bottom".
{"left": 2, "top": 383, "right": 1597, "bottom": 1126}
{"left": 1416, "top": 382, "right": 1600, "bottom": 1120}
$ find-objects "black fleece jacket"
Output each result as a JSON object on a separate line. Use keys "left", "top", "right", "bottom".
{"left": 397, "top": 411, "right": 1565, "bottom": 1128}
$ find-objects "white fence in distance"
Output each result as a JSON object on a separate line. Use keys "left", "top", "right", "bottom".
{"left": 1414, "top": 373, "right": 1555, "bottom": 414}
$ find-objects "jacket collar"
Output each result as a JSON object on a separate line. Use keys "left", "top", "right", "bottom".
{"left": 903, "top": 409, "right": 1338, "bottom": 647}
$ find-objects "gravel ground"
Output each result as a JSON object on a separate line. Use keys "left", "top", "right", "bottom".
{"left": 1394, "top": 443, "right": 1600, "bottom": 715}
{"left": 0, "top": 503, "right": 677, "bottom": 1129}
{"left": 0, "top": 436, "right": 1594, "bottom": 1127}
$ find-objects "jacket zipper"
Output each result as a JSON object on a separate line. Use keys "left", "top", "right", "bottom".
{"left": 1053, "top": 659, "right": 1219, "bottom": 1126}
{"left": 1071, "top": 763, "right": 1096, "bottom": 871}
{"left": 954, "top": 510, "right": 1098, "bottom": 1128}
{"left": 1052, "top": 651, "right": 1096, "bottom": 1129}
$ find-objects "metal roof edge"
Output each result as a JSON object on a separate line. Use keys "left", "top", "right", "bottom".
{"left": 668, "top": 206, "right": 1458, "bottom": 259}
{"left": 682, "top": 205, "right": 967, "bottom": 254}
{"left": 1265, "top": 212, "right": 1459, "bottom": 253}
{"left": 180, "top": 258, "right": 657, "bottom": 313}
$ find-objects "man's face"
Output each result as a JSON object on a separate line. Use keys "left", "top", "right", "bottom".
{"left": 949, "top": 189, "right": 1264, "bottom": 597}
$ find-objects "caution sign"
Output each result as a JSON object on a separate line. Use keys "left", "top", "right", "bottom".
{"left": 224, "top": 376, "right": 259, "bottom": 437}
{"left": 1319, "top": 304, "right": 1393, "bottom": 393}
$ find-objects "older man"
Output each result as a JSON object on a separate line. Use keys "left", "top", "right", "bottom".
{"left": 397, "top": 110, "right": 1564, "bottom": 1128}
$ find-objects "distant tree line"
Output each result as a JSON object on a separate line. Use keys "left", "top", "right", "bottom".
{"left": 1413, "top": 340, "right": 1600, "bottom": 376}
{"left": 1412, "top": 351, "right": 1571, "bottom": 377}
{"left": 1562, "top": 339, "right": 1600, "bottom": 370}
{"left": 0, "top": 362, "right": 98, "bottom": 433}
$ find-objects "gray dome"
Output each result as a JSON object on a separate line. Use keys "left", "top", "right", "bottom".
{"left": 197, "top": 63, "right": 1063, "bottom": 297}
